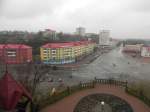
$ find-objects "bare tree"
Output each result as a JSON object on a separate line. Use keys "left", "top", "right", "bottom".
{"left": 15, "top": 64, "right": 49, "bottom": 96}
{"left": 31, "top": 64, "right": 49, "bottom": 96}
{"left": 14, "top": 64, "right": 31, "bottom": 89}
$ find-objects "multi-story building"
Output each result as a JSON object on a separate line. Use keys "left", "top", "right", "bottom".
{"left": 0, "top": 44, "right": 32, "bottom": 64}
{"left": 122, "top": 44, "right": 142, "bottom": 53}
{"left": 99, "top": 30, "right": 110, "bottom": 45}
{"left": 141, "top": 45, "right": 150, "bottom": 57}
{"left": 40, "top": 43, "right": 75, "bottom": 64}
{"left": 75, "top": 27, "right": 86, "bottom": 36}
{"left": 40, "top": 41, "right": 96, "bottom": 64}
{"left": 41, "top": 29, "right": 57, "bottom": 40}
{"left": 85, "top": 33, "right": 99, "bottom": 44}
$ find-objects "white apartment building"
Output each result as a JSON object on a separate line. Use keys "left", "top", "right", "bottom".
{"left": 43, "top": 29, "right": 57, "bottom": 40}
{"left": 99, "top": 30, "right": 110, "bottom": 45}
{"left": 141, "top": 46, "right": 150, "bottom": 57}
{"left": 76, "top": 27, "right": 86, "bottom": 36}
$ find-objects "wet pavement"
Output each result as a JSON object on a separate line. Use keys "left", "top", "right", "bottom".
{"left": 42, "top": 84, "right": 150, "bottom": 112}
{"left": 72, "top": 47, "right": 150, "bottom": 81}
{"left": 39, "top": 46, "right": 150, "bottom": 93}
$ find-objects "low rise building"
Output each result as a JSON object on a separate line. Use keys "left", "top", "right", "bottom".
{"left": 122, "top": 44, "right": 143, "bottom": 53}
{"left": 99, "top": 30, "right": 110, "bottom": 46}
{"left": 141, "top": 45, "right": 150, "bottom": 57}
{"left": 0, "top": 44, "right": 32, "bottom": 64}
{"left": 40, "top": 41, "right": 96, "bottom": 64}
{"left": 41, "top": 29, "right": 57, "bottom": 40}
{"left": 75, "top": 27, "right": 86, "bottom": 36}
{"left": 40, "top": 43, "right": 75, "bottom": 64}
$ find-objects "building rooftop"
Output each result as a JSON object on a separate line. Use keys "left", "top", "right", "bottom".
{"left": 42, "top": 41, "right": 94, "bottom": 48}
{"left": 0, "top": 44, "right": 32, "bottom": 49}
{"left": 0, "top": 70, "right": 32, "bottom": 110}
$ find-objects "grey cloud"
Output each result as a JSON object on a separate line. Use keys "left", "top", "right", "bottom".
{"left": 0, "top": 0, "right": 65, "bottom": 19}
{"left": 0, "top": 0, "right": 150, "bottom": 39}
{"left": 131, "top": 0, "right": 150, "bottom": 12}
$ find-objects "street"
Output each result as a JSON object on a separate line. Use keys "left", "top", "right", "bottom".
{"left": 72, "top": 46, "right": 150, "bottom": 81}
{"left": 39, "top": 46, "right": 150, "bottom": 94}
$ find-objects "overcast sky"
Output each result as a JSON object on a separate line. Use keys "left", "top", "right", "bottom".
{"left": 0, "top": 0, "right": 150, "bottom": 39}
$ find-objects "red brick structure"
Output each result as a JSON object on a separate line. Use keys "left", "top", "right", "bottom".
{"left": 0, "top": 44, "right": 32, "bottom": 64}
{"left": 42, "top": 84, "right": 150, "bottom": 112}
{"left": 0, "top": 70, "right": 32, "bottom": 110}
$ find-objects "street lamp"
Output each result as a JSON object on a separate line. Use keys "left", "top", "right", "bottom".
{"left": 101, "top": 101, "right": 105, "bottom": 112}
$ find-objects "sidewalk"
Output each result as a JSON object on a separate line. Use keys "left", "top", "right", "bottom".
{"left": 55, "top": 50, "right": 102, "bottom": 69}
{"left": 41, "top": 84, "right": 150, "bottom": 112}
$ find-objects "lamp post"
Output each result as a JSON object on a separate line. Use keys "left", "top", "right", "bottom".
{"left": 101, "top": 101, "right": 105, "bottom": 112}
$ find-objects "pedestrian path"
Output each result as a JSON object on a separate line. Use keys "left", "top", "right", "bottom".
{"left": 41, "top": 84, "right": 150, "bottom": 112}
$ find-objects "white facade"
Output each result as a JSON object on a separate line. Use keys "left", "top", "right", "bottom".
{"left": 76, "top": 27, "right": 85, "bottom": 36}
{"left": 43, "top": 29, "right": 57, "bottom": 40}
{"left": 141, "top": 46, "right": 150, "bottom": 57}
{"left": 99, "top": 30, "right": 110, "bottom": 45}
{"left": 123, "top": 44, "right": 142, "bottom": 52}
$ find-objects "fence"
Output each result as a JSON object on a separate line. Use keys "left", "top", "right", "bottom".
{"left": 37, "top": 78, "right": 150, "bottom": 110}
{"left": 79, "top": 81, "right": 95, "bottom": 89}
{"left": 94, "top": 78, "right": 127, "bottom": 87}
{"left": 38, "top": 79, "right": 127, "bottom": 109}
{"left": 94, "top": 78, "right": 150, "bottom": 107}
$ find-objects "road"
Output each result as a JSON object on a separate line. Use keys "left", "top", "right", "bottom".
{"left": 72, "top": 47, "right": 150, "bottom": 81}
{"left": 39, "top": 46, "right": 150, "bottom": 93}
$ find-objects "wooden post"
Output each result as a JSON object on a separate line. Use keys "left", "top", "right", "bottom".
{"left": 79, "top": 81, "right": 82, "bottom": 89}
{"left": 67, "top": 86, "right": 70, "bottom": 95}
{"left": 94, "top": 77, "right": 97, "bottom": 83}
{"left": 92, "top": 80, "right": 95, "bottom": 88}
{"left": 125, "top": 80, "right": 128, "bottom": 92}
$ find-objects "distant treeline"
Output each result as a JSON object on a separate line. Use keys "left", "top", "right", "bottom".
{"left": 0, "top": 32, "right": 99, "bottom": 55}
{"left": 123, "top": 39, "right": 150, "bottom": 45}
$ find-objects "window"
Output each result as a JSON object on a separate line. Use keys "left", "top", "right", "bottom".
{"left": 64, "top": 54, "right": 70, "bottom": 57}
{"left": 7, "top": 50, "right": 16, "bottom": 57}
{"left": 51, "top": 49, "right": 56, "bottom": 54}
{"left": 43, "top": 56, "right": 47, "bottom": 58}
{"left": 43, "top": 49, "right": 48, "bottom": 54}
{"left": 52, "top": 56, "right": 56, "bottom": 60}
